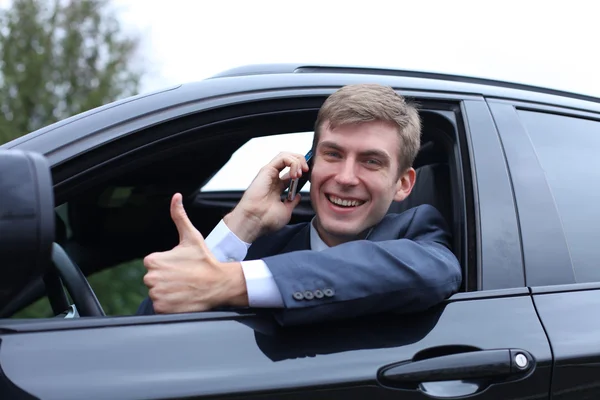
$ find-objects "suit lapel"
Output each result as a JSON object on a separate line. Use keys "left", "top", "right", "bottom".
{"left": 278, "top": 215, "right": 400, "bottom": 255}
{"left": 278, "top": 223, "right": 311, "bottom": 254}
{"left": 246, "top": 210, "right": 413, "bottom": 262}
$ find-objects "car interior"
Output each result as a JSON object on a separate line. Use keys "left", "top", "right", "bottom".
{"left": 1, "top": 97, "right": 474, "bottom": 319}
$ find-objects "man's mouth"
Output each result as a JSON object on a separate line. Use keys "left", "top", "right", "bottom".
{"left": 326, "top": 194, "right": 366, "bottom": 208}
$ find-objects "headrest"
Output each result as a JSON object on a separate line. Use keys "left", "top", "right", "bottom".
{"left": 388, "top": 163, "right": 452, "bottom": 226}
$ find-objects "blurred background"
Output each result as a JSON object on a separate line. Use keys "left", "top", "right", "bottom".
{"left": 1, "top": 0, "right": 597, "bottom": 316}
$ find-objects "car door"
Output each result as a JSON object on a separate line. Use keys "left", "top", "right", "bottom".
{"left": 489, "top": 99, "right": 600, "bottom": 400}
{"left": 1, "top": 80, "right": 551, "bottom": 400}
{"left": 0, "top": 290, "right": 551, "bottom": 400}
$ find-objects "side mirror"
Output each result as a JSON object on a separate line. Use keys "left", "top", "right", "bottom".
{"left": 0, "top": 150, "right": 55, "bottom": 311}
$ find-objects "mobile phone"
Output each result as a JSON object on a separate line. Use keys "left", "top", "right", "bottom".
{"left": 284, "top": 150, "right": 313, "bottom": 201}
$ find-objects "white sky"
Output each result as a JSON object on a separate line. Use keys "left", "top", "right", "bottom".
{"left": 111, "top": 0, "right": 600, "bottom": 190}
{"left": 114, "top": 0, "right": 600, "bottom": 97}
{"left": 0, "top": 0, "right": 597, "bottom": 190}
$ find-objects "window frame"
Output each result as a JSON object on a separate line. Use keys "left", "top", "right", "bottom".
{"left": 5, "top": 92, "right": 484, "bottom": 321}
{"left": 461, "top": 99, "right": 525, "bottom": 291}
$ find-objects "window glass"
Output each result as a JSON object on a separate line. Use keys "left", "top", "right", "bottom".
{"left": 518, "top": 109, "right": 600, "bottom": 283}
{"left": 202, "top": 131, "right": 314, "bottom": 191}
{"left": 86, "top": 258, "right": 147, "bottom": 316}
{"left": 12, "top": 297, "right": 53, "bottom": 319}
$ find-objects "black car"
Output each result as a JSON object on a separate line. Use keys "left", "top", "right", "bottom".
{"left": 1, "top": 64, "right": 599, "bottom": 400}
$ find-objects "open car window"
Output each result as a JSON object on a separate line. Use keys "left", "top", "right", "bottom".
{"left": 9, "top": 103, "right": 470, "bottom": 320}
{"left": 14, "top": 130, "right": 317, "bottom": 319}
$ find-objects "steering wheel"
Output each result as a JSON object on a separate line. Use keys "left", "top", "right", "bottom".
{"left": 50, "top": 242, "right": 105, "bottom": 317}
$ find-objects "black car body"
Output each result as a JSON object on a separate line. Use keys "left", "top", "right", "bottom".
{"left": 1, "top": 64, "right": 600, "bottom": 399}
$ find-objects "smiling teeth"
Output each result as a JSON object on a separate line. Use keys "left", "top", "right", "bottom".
{"left": 328, "top": 195, "right": 364, "bottom": 207}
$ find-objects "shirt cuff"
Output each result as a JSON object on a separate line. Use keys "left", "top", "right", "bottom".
{"left": 241, "top": 259, "right": 284, "bottom": 308}
{"left": 204, "top": 219, "right": 251, "bottom": 263}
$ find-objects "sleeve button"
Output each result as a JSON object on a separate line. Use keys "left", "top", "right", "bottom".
{"left": 314, "top": 289, "right": 324, "bottom": 299}
{"left": 303, "top": 291, "right": 314, "bottom": 300}
{"left": 293, "top": 291, "right": 305, "bottom": 301}
{"left": 323, "top": 288, "right": 335, "bottom": 297}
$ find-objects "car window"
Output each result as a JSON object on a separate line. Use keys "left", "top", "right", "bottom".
{"left": 202, "top": 131, "right": 314, "bottom": 191}
{"left": 13, "top": 203, "right": 148, "bottom": 319}
{"left": 518, "top": 109, "right": 600, "bottom": 283}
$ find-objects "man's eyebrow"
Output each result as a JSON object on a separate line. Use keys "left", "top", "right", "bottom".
{"left": 359, "top": 149, "right": 391, "bottom": 161}
{"left": 319, "top": 141, "right": 391, "bottom": 161}
{"left": 318, "top": 141, "right": 343, "bottom": 151}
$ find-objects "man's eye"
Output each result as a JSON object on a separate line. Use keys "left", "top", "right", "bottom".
{"left": 325, "top": 151, "right": 340, "bottom": 158}
{"left": 366, "top": 159, "right": 381, "bottom": 165}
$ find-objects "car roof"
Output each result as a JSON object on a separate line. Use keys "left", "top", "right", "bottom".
{"left": 4, "top": 63, "right": 600, "bottom": 160}
{"left": 210, "top": 63, "right": 600, "bottom": 107}
{"left": 209, "top": 63, "right": 600, "bottom": 102}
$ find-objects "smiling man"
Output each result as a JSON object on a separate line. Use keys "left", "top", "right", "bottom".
{"left": 137, "top": 84, "right": 462, "bottom": 326}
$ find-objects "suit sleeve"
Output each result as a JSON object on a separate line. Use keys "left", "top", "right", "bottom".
{"left": 261, "top": 205, "right": 462, "bottom": 326}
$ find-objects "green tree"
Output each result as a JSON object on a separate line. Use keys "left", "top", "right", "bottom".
{"left": 2, "top": 0, "right": 147, "bottom": 318}
{"left": 0, "top": 0, "right": 142, "bottom": 143}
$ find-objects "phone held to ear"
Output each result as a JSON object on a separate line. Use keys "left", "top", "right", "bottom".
{"left": 284, "top": 150, "right": 313, "bottom": 202}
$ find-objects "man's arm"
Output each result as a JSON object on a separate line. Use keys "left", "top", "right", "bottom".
{"left": 260, "top": 205, "right": 462, "bottom": 326}
{"left": 140, "top": 194, "right": 460, "bottom": 325}
{"left": 205, "top": 203, "right": 460, "bottom": 325}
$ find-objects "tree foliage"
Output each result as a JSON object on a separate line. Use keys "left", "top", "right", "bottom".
{"left": 1, "top": 0, "right": 147, "bottom": 317}
{"left": 15, "top": 259, "right": 148, "bottom": 318}
{"left": 0, "top": 0, "right": 142, "bottom": 142}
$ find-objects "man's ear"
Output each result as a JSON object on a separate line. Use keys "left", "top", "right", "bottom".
{"left": 393, "top": 168, "right": 416, "bottom": 202}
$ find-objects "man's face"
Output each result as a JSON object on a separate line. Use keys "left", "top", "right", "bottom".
{"left": 309, "top": 120, "right": 416, "bottom": 246}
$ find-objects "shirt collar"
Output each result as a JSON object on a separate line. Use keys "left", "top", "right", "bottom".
{"left": 309, "top": 217, "right": 375, "bottom": 251}
{"left": 309, "top": 217, "right": 330, "bottom": 252}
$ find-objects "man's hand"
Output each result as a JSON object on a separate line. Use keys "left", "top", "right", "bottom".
{"left": 224, "top": 152, "right": 310, "bottom": 243}
{"left": 143, "top": 193, "right": 248, "bottom": 314}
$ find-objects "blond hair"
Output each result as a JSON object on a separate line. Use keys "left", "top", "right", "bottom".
{"left": 312, "top": 84, "right": 421, "bottom": 172}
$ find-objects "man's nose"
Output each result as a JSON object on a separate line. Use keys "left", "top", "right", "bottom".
{"left": 335, "top": 160, "right": 360, "bottom": 186}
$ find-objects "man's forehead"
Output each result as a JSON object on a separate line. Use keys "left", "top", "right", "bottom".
{"left": 318, "top": 122, "right": 400, "bottom": 147}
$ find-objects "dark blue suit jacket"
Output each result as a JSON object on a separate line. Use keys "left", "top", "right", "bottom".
{"left": 137, "top": 204, "right": 462, "bottom": 326}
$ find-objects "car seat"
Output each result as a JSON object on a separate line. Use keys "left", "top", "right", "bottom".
{"left": 387, "top": 163, "right": 452, "bottom": 230}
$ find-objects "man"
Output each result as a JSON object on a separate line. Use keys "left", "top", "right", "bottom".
{"left": 137, "top": 83, "right": 462, "bottom": 326}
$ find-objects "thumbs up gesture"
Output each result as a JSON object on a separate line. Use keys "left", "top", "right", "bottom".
{"left": 143, "top": 193, "right": 248, "bottom": 314}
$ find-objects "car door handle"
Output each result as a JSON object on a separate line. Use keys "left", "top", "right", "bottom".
{"left": 379, "top": 348, "right": 534, "bottom": 386}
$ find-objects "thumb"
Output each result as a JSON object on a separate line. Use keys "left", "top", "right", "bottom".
{"left": 170, "top": 193, "right": 200, "bottom": 243}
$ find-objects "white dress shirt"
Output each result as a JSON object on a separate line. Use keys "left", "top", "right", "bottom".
{"left": 204, "top": 218, "right": 329, "bottom": 308}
